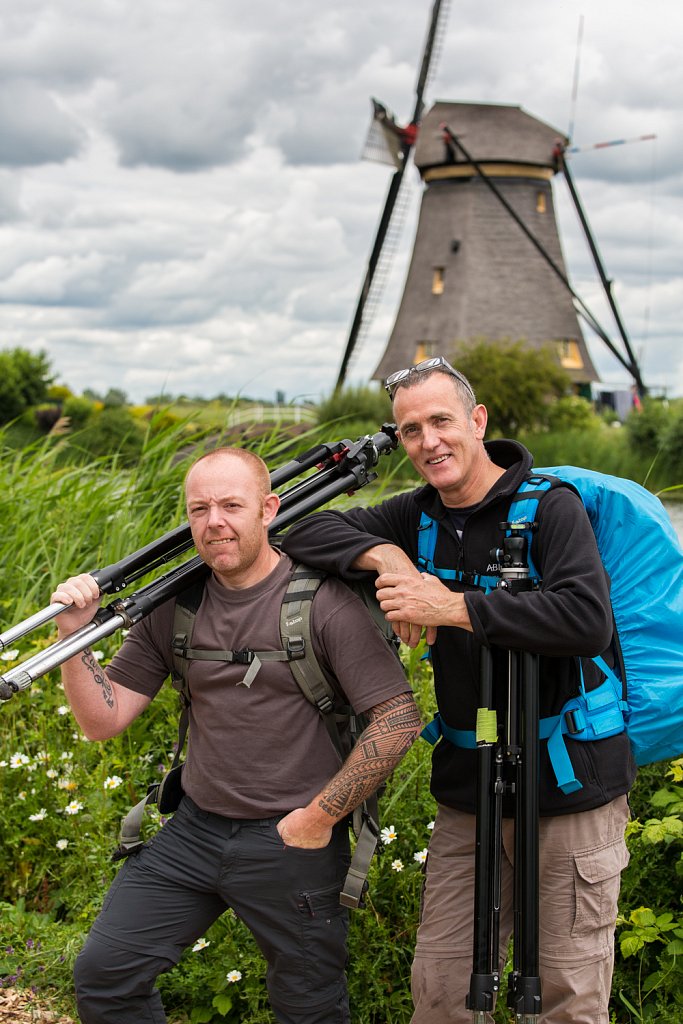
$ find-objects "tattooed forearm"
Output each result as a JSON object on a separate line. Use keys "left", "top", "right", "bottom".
{"left": 318, "top": 692, "right": 421, "bottom": 820}
{"left": 80, "top": 648, "right": 115, "bottom": 709}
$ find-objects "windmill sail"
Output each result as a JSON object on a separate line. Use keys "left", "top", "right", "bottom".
{"left": 335, "top": 0, "right": 450, "bottom": 391}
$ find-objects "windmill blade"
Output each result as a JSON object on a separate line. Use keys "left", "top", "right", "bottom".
{"left": 335, "top": 0, "right": 450, "bottom": 392}
{"left": 566, "top": 133, "right": 657, "bottom": 156}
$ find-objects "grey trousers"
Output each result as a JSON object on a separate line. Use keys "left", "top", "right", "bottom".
{"left": 411, "top": 796, "right": 630, "bottom": 1024}
{"left": 74, "top": 796, "right": 351, "bottom": 1024}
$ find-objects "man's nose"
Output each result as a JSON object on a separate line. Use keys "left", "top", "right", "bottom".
{"left": 206, "top": 504, "right": 227, "bottom": 527}
{"left": 421, "top": 424, "right": 440, "bottom": 448}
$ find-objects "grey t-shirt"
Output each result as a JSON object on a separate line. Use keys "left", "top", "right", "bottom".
{"left": 108, "top": 552, "right": 410, "bottom": 817}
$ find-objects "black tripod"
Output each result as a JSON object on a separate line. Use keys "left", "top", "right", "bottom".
{"left": 466, "top": 534, "right": 542, "bottom": 1023}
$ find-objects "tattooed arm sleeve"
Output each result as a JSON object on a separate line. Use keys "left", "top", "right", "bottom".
{"left": 317, "top": 691, "right": 422, "bottom": 822}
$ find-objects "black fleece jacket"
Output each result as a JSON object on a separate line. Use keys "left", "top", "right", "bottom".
{"left": 282, "top": 439, "right": 637, "bottom": 816}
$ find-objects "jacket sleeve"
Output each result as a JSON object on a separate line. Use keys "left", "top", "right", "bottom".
{"left": 281, "top": 492, "right": 420, "bottom": 579}
{"left": 465, "top": 487, "right": 613, "bottom": 657}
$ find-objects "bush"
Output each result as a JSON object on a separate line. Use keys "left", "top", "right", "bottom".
{"left": 316, "top": 386, "right": 393, "bottom": 432}
{"left": 63, "top": 395, "right": 96, "bottom": 429}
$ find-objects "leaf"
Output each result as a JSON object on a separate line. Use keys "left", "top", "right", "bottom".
{"left": 631, "top": 908, "right": 657, "bottom": 928}
{"left": 666, "top": 937, "right": 683, "bottom": 955}
{"left": 190, "top": 1006, "right": 215, "bottom": 1023}
{"left": 620, "top": 934, "right": 644, "bottom": 957}
{"left": 212, "top": 993, "right": 233, "bottom": 1016}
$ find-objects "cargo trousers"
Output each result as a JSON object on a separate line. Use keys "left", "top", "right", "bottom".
{"left": 411, "top": 796, "right": 630, "bottom": 1024}
{"left": 74, "top": 796, "right": 351, "bottom": 1024}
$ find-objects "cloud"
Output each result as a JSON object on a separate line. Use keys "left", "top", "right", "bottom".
{"left": 0, "top": 0, "right": 680, "bottom": 404}
{"left": 0, "top": 81, "right": 85, "bottom": 167}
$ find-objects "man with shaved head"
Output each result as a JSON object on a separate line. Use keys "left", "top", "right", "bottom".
{"left": 52, "top": 446, "right": 421, "bottom": 1024}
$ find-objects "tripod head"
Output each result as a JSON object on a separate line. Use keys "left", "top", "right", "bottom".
{"left": 491, "top": 532, "right": 535, "bottom": 594}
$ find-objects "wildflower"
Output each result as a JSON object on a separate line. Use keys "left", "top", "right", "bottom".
{"left": 35, "top": 751, "right": 50, "bottom": 762}
{"left": 65, "top": 800, "right": 83, "bottom": 815}
{"left": 58, "top": 778, "right": 78, "bottom": 791}
{"left": 92, "top": 651, "right": 104, "bottom": 661}
{"left": 0, "top": 761, "right": 6, "bottom": 767}
{"left": 427, "top": 821, "right": 435, "bottom": 830}
{"left": 192, "top": 938, "right": 210, "bottom": 952}
{"left": 60, "top": 751, "right": 74, "bottom": 761}
{"left": 46, "top": 769, "right": 58, "bottom": 779}
{"left": 380, "top": 825, "right": 398, "bottom": 845}
{"left": 9, "top": 753, "right": 30, "bottom": 768}
{"left": 226, "top": 970, "right": 242, "bottom": 983}
{"left": 17, "top": 791, "right": 27, "bottom": 801}
{"left": 57, "top": 706, "right": 70, "bottom": 716}
{"left": 391, "top": 859, "right": 404, "bottom": 872}
{"left": 0, "top": 649, "right": 19, "bottom": 661}
{"left": 56, "top": 839, "right": 69, "bottom": 850}
{"left": 414, "top": 848, "right": 428, "bottom": 864}
{"left": 29, "top": 809, "right": 47, "bottom": 821}
{"left": 103, "top": 775, "right": 123, "bottom": 790}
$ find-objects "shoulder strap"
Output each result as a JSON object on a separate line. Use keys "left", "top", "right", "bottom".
{"left": 416, "top": 511, "right": 500, "bottom": 593}
{"left": 281, "top": 565, "right": 335, "bottom": 716}
{"left": 282, "top": 562, "right": 380, "bottom": 910}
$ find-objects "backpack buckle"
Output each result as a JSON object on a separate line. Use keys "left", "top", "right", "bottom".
{"left": 172, "top": 632, "right": 188, "bottom": 657}
{"left": 232, "top": 648, "right": 255, "bottom": 665}
{"left": 286, "top": 636, "right": 306, "bottom": 661}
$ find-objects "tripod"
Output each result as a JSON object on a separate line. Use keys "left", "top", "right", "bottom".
{"left": 466, "top": 534, "right": 542, "bottom": 1023}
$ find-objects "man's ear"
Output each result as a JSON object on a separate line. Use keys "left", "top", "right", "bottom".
{"left": 262, "top": 492, "right": 281, "bottom": 528}
{"left": 471, "top": 403, "right": 488, "bottom": 439}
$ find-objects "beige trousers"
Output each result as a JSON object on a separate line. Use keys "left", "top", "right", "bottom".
{"left": 411, "top": 796, "right": 630, "bottom": 1024}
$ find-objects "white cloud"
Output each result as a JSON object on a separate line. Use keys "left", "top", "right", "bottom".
{"left": 0, "top": 0, "right": 679, "bottom": 401}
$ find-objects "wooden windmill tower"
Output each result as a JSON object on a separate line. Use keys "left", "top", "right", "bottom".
{"left": 335, "top": 1, "right": 646, "bottom": 398}
{"left": 373, "top": 101, "right": 598, "bottom": 393}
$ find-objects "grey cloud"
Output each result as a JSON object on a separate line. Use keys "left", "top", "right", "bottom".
{"left": 0, "top": 81, "right": 86, "bottom": 166}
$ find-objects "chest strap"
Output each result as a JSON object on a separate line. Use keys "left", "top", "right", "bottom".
{"left": 417, "top": 512, "right": 500, "bottom": 593}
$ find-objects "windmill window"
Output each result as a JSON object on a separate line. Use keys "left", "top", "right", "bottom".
{"left": 432, "top": 267, "right": 445, "bottom": 295}
{"left": 414, "top": 342, "right": 435, "bottom": 362}
{"left": 558, "top": 340, "right": 584, "bottom": 369}
{"left": 536, "top": 191, "right": 547, "bottom": 214}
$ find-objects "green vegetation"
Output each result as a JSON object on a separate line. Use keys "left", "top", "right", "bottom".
{"left": 0, "top": 345, "right": 681, "bottom": 1020}
{"left": 0, "top": 422, "right": 680, "bottom": 1023}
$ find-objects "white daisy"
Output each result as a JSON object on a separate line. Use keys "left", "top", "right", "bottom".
{"left": 380, "top": 825, "right": 398, "bottom": 845}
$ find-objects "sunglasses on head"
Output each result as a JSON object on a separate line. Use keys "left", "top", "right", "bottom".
{"left": 384, "top": 356, "right": 476, "bottom": 401}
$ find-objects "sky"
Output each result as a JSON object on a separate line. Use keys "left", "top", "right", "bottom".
{"left": 0, "top": 0, "right": 681, "bottom": 405}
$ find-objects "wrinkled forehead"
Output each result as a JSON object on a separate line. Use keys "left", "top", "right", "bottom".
{"left": 392, "top": 375, "right": 470, "bottom": 427}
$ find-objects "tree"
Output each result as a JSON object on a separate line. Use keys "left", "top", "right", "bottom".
{"left": 0, "top": 347, "right": 53, "bottom": 424}
{"left": 450, "top": 339, "right": 571, "bottom": 437}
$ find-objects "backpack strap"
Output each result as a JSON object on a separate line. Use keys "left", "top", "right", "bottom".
{"left": 282, "top": 564, "right": 381, "bottom": 910}
{"left": 417, "top": 512, "right": 500, "bottom": 593}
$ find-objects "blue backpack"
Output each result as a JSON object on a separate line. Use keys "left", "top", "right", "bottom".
{"left": 419, "top": 467, "right": 683, "bottom": 794}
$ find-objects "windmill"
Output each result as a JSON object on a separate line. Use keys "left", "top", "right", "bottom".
{"left": 336, "top": 12, "right": 647, "bottom": 397}
{"left": 334, "top": 0, "right": 450, "bottom": 391}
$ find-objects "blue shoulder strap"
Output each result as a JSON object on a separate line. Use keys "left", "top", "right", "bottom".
{"left": 416, "top": 511, "right": 500, "bottom": 593}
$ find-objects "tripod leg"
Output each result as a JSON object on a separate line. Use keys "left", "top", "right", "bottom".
{"left": 467, "top": 646, "right": 503, "bottom": 1020}
{"left": 508, "top": 651, "right": 542, "bottom": 1022}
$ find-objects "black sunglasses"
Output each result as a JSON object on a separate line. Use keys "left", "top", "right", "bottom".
{"left": 384, "top": 356, "right": 476, "bottom": 401}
